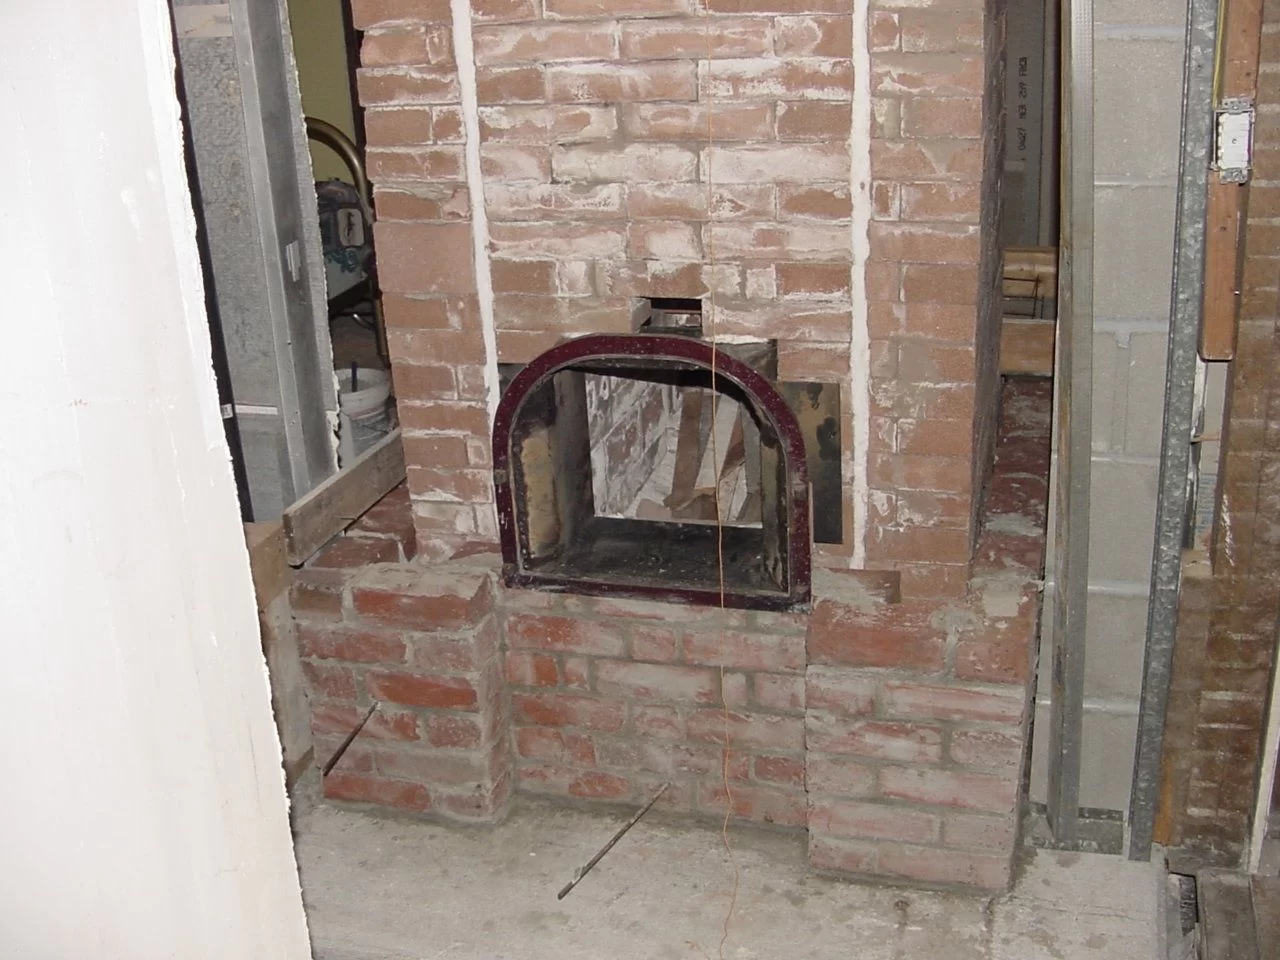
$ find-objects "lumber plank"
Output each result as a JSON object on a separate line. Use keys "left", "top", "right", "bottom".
{"left": 1000, "top": 317, "right": 1056, "bottom": 376}
{"left": 283, "top": 429, "right": 405, "bottom": 566}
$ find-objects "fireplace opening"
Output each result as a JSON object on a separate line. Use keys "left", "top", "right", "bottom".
{"left": 493, "top": 334, "right": 812, "bottom": 611}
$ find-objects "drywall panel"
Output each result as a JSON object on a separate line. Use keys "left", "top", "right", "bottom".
{"left": 0, "top": 1, "right": 312, "bottom": 955}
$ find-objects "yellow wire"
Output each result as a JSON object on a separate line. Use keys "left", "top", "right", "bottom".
{"left": 702, "top": 15, "right": 740, "bottom": 960}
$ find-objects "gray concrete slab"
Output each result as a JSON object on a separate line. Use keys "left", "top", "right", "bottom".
{"left": 292, "top": 786, "right": 1159, "bottom": 959}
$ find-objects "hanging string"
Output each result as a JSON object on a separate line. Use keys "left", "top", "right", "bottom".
{"left": 702, "top": 14, "right": 741, "bottom": 960}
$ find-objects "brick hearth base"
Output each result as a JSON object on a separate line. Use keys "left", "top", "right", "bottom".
{"left": 294, "top": 380, "right": 1048, "bottom": 892}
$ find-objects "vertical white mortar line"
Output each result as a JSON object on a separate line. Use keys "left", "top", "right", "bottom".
{"left": 451, "top": 0, "right": 500, "bottom": 431}
{"left": 849, "top": 0, "right": 873, "bottom": 568}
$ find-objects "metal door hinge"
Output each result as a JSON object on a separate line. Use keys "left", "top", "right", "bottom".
{"left": 1214, "top": 98, "right": 1255, "bottom": 183}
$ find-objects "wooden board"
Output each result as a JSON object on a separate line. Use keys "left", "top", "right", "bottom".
{"left": 1001, "top": 317, "right": 1056, "bottom": 376}
{"left": 283, "top": 429, "right": 406, "bottom": 566}
{"left": 1200, "top": 0, "right": 1263, "bottom": 360}
{"left": 1201, "top": 180, "right": 1245, "bottom": 360}
{"left": 244, "top": 521, "right": 289, "bottom": 604}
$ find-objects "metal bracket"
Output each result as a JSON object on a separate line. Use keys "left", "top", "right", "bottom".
{"left": 1214, "top": 98, "right": 1255, "bottom": 184}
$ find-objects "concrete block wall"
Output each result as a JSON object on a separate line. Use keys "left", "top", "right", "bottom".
{"left": 1030, "top": 0, "right": 1187, "bottom": 813}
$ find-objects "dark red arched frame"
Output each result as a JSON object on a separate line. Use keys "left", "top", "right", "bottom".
{"left": 491, "top": 334, "right": 812, "bottom": 611}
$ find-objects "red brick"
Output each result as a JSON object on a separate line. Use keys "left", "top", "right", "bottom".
{"left": 621, "top": 18, "right": 772, "bottom": 59}
{"left": 570, "top": 771, "right": 632, "bottom": 799}
{"left": 901, "top": 264, "right": 979, "bottom": 305}
{"left": 362, "top": 28, "right": 430, "bottom": 67}
{"left": 701, "top": 58, "right": 853, "bottom": 101}
{"left": 297, "top": 624, "right": 407, "bottom": 664}
{"left": 375, "top": 222, "right": 476, "bottom": 295}
{"left": 595, "top": 661, "right": 719, "bottom": 705}
{"left": 698, "top": 782, "right": 807, "bottom": 827}
{"left": 504, "top": 650, "right": 560, "bottom": 687}
{"left": 472, "top": 22, "right": 616, "bottom": 65}
{"left": 364, "top": 107, "right": 433, "bottom": 145}
{"left": 870, "top": 11, "right": 901, "bottom": 50}
{"left": 408, "top": 633, "right": 485, "bottom": 673}
{"left": 423, "top": 714, "right": 484, "bottom": 749}
{"left": 900, "top": 97, "right": 984, "bottom": 139}
{"left": 899, "top": 11, "right": 984, "bottom": 53}
{"left": 545, "top": 0, "right": 693, "bottom": 15}
{"left": 312, "top": 700, "right": 420, "bottom": 741}
{"left": 324, "top": 772, "right": 433, "bottom": 812}
{"left": 775, "top": 15, "right": 854, "bottom": 56}
{"left": 808, "top": 834, "right": 877, "bottom": 874}
{"left": 811, "top": 800, "right": 940, "bottom": 844}
{"left": 777, "top": 183, "right": 853, "bottom": 221}
{"left": 623, "top": 102, "right": 774, "bottom": 141}
{"left": 869, "top": 222, "right": 980, "bottom": 264}
{"left": 754, "top": 754, "right": 806, "bottom": 787}
{"left": 873, "top": 524, "right": 971, "bottom": 564}
{"left": 804, "top": 668, "right": 876, "bottom": 717}
{"left": 879, "top": 766, "right": 1017, "bottom": 814}
{"left": 877, "top": 844, "right": 1011, "bottom": 891}
{"left": 472, "top": 0, "right": 538, "bottom": 21}
{"left": 807, "top": 716, "right": 944, "bottom": 763}
{"left": 302, "top": 660, "right": 359, "bottom": 699}
{"left": 949, "top": 729, "right": 1024, "bottom": 772}
{"left": 710, "top": 223, "right": 855, "bottom": 265}
{"left": 871, "top": 138, "right": 982, "bottom": 181}
{"left": 776, "top": 262, "right": 852, "bottom": 298}
{"left": 868, "top": 452, "right": 973, "bottom": 494}
{"left": 357, "top": 67, "right": 459, "bottom": 106}
{"left": 631, "top": 704, "right": 685, "bottom": 739}
{"left": 871, "top": 54, "right": 983, "bottom": 98}
{"left": 351, "top": 0, "right": 450, "bottom": 29}
{"left": 401, "top": 435, "right": 472, "bottom": 472}
{"left": 517, "top": 727, "right": 583, "bottom": 762}
{"left": 687, "top": 709, "right": 804, "bottom": 751}
{"left": 753, "top": 673, "right": 805, "bottom": 712}
{"left": 547, "top": 61, "right": 698, "bottom": 103}
{"left": 881, "top": 681, "right": 1025, "bottom": 724}
{"left": 367, "top": 671, "right": 480, "bottom": 710}
{"left": 807, "top": 600, "right": 947, "bottom": 671}
{"left": 476, "top": 64, "right": 546, "bottom": 104}
{"left": 506, "top": 613, "right": 626, "bottom": 656}
{"left": 480, "top": 144, "right": 552, "bottom": 180}
{"left": 775, "top": 101, "right": 853, "bottom": 139}
{"left": 627, "top": 220, "right": 703, "bottom": 260}
{"left": 901, "top": 182, "right": 981, "bottom": 223}
{"left": 627, "top": 625, "right": 680, "bottom": 662}
{"left": 291, "top": 568, "right": 348, "bottom": 620}
{"left": 313, "top": 736, "right": 375, "bottom": 775}
{"left": 513, "top": 692, "right": 626, "bottom": 732}
{"left": 374, "top": 185, "right": 470, "bottom": 222}
{"left": 479, "top": 103, "right": 617, "bottom": 143}
{"left": 705, "top": 0, "right": 851, "bottom": 9}
{"left": 806, "top": 754, "right": 876, "bottom": 797}
{"left": 351, "top": 567, "right": 492, "bottom": 630}
{"left": 684, "top": 630, "right": 806, "bottom": 673}
{"left": 374, "top": 746, "right": 493, "bottom": 785}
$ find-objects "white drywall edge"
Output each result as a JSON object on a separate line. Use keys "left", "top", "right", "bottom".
{"left": 0, "top": 1, "right": 312, "bottom": 955}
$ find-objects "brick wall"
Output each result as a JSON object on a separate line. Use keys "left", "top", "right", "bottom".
{"left": 353, "top": 0, "right": 1005, "bottom": 588}
{"left": 1156, "top": 0, "right": 1280, "bottom": 866}
{"left": 862, "top": 0, "right": 1006, "bottom": 598}
{"left": 293, "top": 380, "right": 1047, "bottom": 892}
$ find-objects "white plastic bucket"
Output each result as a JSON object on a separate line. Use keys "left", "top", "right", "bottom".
{"left": 336, "top": 366, "right": 391, "bottom": 464}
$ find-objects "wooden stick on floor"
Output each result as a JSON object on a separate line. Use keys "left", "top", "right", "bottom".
{"left": 557, "top": 782, "right": 671, "bottom": 900}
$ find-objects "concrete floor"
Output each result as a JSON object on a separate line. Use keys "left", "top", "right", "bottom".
{"left": 292, "top": 777, "right": 1162, "bottom": 960}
